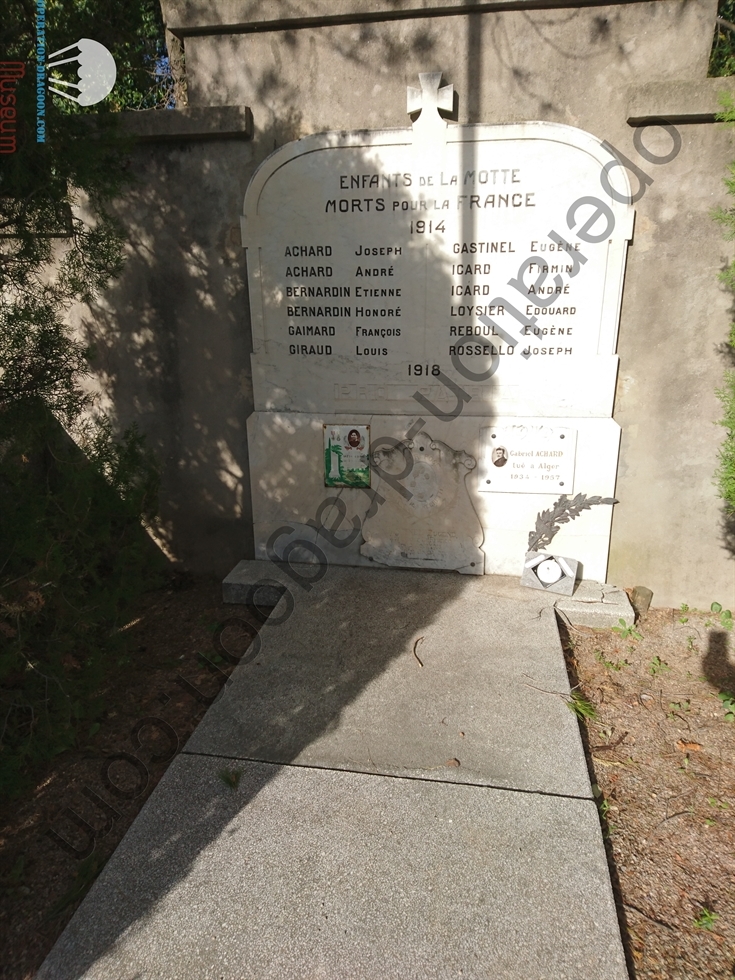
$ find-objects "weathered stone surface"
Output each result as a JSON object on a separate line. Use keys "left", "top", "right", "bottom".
{"left": 360, "top": 431, "right": 485, "bottom": 573}
{"left": 631, "top": 584, "right": 654, "bottom": 617}
{"left": 247, "top": 413, "right": 621, "bottom": 584}
{"left": 115, "top": 105, "right": 253, "bottom": 142}
{"left": 64, "top": 0, "right": 735, "bottom": 609}
{"left": 35, "top": 756, "right": 628, "bottom": 980}
{"left": 210, "top": 564, "right": 590, "bottom": 797}
{"left": 163, "top": 0, "right": 580, "bottom": 35}
{"left": 555, "top": 581, "right": 635, "bottom": 629}
{"left": 627, "top": 77, "right": 735, "bottom": 124}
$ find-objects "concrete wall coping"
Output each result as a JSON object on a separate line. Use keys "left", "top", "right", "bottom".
{"left": 110, "top": 105, "right": 253, "bottom": 142}
{"left": 103, "top": 87, "right": 735, "bottom": 139}
{"left": 161, "top": 0, "right": 656, "bottom": 36}
{"left": 627, "top": 77, "right": 735, "bottom": 125}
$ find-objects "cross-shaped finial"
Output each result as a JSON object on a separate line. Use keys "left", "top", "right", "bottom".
{"left": 407, "top": 72, "right": 454, "bottom": 126}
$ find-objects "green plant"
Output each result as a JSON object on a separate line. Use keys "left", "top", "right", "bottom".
{"left": 0, "top": 5, "right": 174, "bottom": 799}
{"left": 3, "top": 0, "right": 174, "bottom": 116}
{"left": 611, "top": 618, "right": 642, "bottom": 641}
{"left": 711, "top": 2, "right": 735, "bottom": 76}
{"left": 592, "top": 790, "right": 617, "bottom": 837}
{"left": 693, "top": 907, "right": 719, "bottom": 930}
{"left": 0, "top": 407, "right": 165, "bottom": 798}
{"left": 679, "top": 603, "right": 690, "bottom": 624}
{"left": 201, "top": 651, "right": 225, "bottom": 666}
{"left": 201, "top": 619, "right": 224, "bottom": 634}
{"left": 594, "top": 649, "right": 629, "bottom": 671}
{"left": 668, "top": 699, "right": 691, "bottom": 719}
{"left": 708, "top": 796, "right": 730, "bottom": 809}
{"left": 717, "top": 690, "right": 735, "bottom": 721}
{"left": 566, "top": 689, "right": 598, "bottom": 721}
{"left": 713, "top": 94, "right": 735, "bottom": 514}
{"left": 710, "top": 602, "right": 734, "bottom": 630}
{"left": 686, "top": 636, "right": 696, "bottom": 651}
{"left": 648, "top": 656, "right": 671, "bottom": 676}
{"left": 218, "top": 768, "right": 243, "bottom": 790}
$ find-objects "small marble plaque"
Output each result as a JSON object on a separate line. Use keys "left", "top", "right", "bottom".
{"left": 324, "top": 424, "right": 370, "bottom": 488}
{"left": 477, "top": 425, "right": 577, "bottom": 494}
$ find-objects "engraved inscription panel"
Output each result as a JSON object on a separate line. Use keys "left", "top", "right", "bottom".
{"left": 242, "top": 113, "right": 633, "bottom": 418}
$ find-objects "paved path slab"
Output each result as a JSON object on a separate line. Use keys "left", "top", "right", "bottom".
{"left": 37, "top": 756, "right": 628, "bottom": 980}
{"left": 190, "top": 566, "right": 591, "bottom": 798}
{"left": 37, "top": 566, "right": 629, "bottom": 979}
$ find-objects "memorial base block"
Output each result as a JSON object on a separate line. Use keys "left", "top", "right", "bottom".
{"left": 248, "top": 412, "right": 620, "bottom": 582}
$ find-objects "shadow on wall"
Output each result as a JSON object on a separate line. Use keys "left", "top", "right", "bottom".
{"left": 245, "top": 112, "right": 495, "bottom": 571}
{"left": 193, "top": 2, "right": 699, "bottom": 132}
{"left": 76, "top": 1, "right": 712, "bottom": 576}
{"left": 74, "top": 111, "right": 302, "bottom": 576}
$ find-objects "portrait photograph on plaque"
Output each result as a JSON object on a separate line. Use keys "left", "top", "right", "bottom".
{"left": 323, "top": 424, "right": 371, "bottom": 488}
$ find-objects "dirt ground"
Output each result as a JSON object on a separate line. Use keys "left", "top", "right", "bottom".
{"left": 559, "top": 597, "right": 735, "bottom": 980}
{"left": 0, "top": 575, "right": 733, "bottom": 980}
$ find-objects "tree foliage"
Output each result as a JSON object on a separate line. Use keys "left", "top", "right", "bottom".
{"left": 0, "top": 1, "right": 171, "bottom": 797}
{"left": 712, "top": 95, "right": 735, "bottom": 516}
{"left": 1, "top": 0, "right": 173, "bottom": 113}
{"left": 711, "top": 2, "right": 735, "bottom": 78}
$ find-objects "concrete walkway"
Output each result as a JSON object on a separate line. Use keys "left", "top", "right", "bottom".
{"left": 37, "top": 566, "right": 629, "bottom": 980}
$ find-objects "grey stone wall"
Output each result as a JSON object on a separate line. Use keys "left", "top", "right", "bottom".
{"left": 73, "top": 133, "right": 255, "bottom": 573}
{"left": 78, "top": 0, "right": 734, "bottom": 608}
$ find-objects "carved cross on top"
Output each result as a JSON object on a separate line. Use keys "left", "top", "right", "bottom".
{"left": 407, "top": 72, "right": 454, "bottom": 127}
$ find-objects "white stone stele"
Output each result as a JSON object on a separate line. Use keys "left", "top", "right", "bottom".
{"left": 248, "top": 412, "right": 620, "bottom": 581}
{"left": 241, "top": 82, "right": 633, "bottom": 578}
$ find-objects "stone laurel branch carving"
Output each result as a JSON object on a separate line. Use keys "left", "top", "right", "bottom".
{"left": 527, "top": 493, "right": 618, "bottom": 552}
